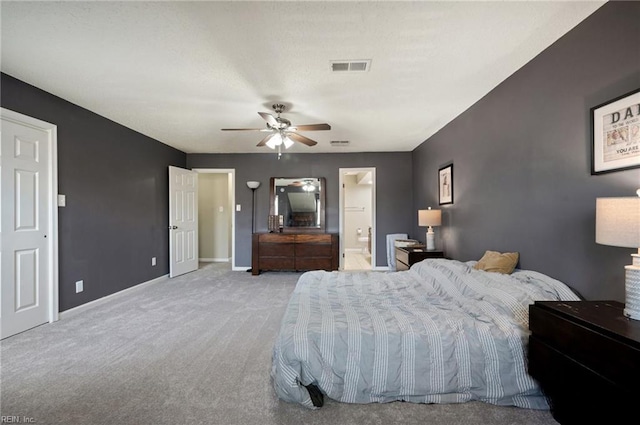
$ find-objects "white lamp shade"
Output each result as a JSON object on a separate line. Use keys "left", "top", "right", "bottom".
{"left": 283, "top": 136, "right": 294, "bottom": 149}
{"left": 246, "top": 181, "right": 260, "bottom": 190}
{"left": 418, "top": 209, "right": 442, "bottom": 227}
{"left": 266, "top": 133, "right": 283, "bottom": 149}
{"left": 596, "top": 197, "right": 640, "bottom": 248}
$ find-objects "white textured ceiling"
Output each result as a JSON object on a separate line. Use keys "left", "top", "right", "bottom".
{"left": 1, "top": 1, "right": 605, "bottom": 154}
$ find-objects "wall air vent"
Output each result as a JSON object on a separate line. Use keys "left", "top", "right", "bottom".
{"left": 330, "top": 140, "right": 350, "bottom": 147}
{"left": 330, "top": 60, "right": 371, "bottom": 72}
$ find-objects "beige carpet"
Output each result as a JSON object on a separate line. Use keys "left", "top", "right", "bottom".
{"left": 0, "top": 263, "right": 559, "bottom": 425}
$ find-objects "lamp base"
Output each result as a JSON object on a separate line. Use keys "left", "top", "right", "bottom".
{"left": 624, "top": 265, "right": 640, "bottom": 320}
{"left": 426, "top": 228, "right": 435, "bottom": 251}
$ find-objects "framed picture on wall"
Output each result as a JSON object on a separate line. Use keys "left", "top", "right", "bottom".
{"left": 591, "top": 88, "right": 640, "bottom": 175}
{"left": 438, "top": 164, "right": 453, "bottom": 205}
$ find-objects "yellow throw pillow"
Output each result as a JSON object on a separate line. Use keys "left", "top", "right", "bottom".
{"left": 473, "top": 250, "right": 519, "bottom": 274}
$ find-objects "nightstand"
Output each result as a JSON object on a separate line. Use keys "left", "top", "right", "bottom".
{"left": 528, "top": 301, "right": 640, "bottom": 425}
{"left": 395, "top": 246, "right": 444, "bottom": 271}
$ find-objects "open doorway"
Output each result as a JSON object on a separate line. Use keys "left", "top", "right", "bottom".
{"left": 339, "top": 168, "right": 376, "bottom": 271}
{"left": 194, "top": 169, "right": 235, "bottom": 269}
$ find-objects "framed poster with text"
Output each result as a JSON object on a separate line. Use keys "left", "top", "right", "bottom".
{"left": 591, "top": 88, "right": 640, "bottom": 175}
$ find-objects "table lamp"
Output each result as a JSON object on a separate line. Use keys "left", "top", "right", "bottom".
{"left": 596, "top": 189, "right": 640, "bottom": 319}
{"left": 418, "top": 207, "right": 442, "bottom": 251}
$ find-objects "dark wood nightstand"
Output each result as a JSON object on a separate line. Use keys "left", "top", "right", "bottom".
{"left": 528, "top": 301, "right": 640, "bottom": 425}
{"left": 395, "top": 246, "right": 444, "bottom": 271}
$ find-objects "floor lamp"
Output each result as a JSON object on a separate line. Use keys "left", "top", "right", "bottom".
{"left": 247, "top": 181, "right": 260, "bottom": 233}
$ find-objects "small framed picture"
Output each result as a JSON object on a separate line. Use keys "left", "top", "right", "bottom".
{"left": 438, "top": 164, "right": 453, "bottom": 205}
{"left": 591, "top": 88, "right": 640, "bottom": 175}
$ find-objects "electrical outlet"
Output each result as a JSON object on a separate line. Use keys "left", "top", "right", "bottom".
{"left": 151, "top": 257, "right": 157, "bottom": 266}
{"left": 75, "top": 280, "right": 84, "bottom": 293}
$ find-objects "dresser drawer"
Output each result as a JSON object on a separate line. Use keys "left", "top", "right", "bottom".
{"left": 529, "top": 305, "right": 639, "bottom": 390}
{"left": 528, "top": 301, "right": 640, "bottom": 425}
{"left": 259, "top": 258, "right": 295, "bottom": 270}
{"left": 296, "top": 243, "right": 332, "bottom": 258}
{"left": 296, "top": 258, "right": 332, "bottom": 271}
{"left": 528, "top": 335, "right": 632, "bottom": 424}
{"left": 396, "top": 249, "right": 409, "bottom": 267}
{"left": 296, "top": 234, "right": 332, "bottom": 244}
{"left": 260, "top": 243, "right": 295, "bottom": 257}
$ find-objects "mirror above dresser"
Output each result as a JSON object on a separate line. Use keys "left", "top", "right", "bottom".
{"left": 270, "top": 177, "right": 325, "bottom": 232}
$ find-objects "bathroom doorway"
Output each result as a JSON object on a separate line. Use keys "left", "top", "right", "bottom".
{"left": 339, "top": 168, "right": 376, "bottom": 271}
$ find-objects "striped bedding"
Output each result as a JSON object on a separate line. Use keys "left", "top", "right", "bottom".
{"left": 271, "top": 258, "right": 579, "bottom": 409}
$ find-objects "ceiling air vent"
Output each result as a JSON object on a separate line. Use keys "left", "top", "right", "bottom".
{"left": 330, "top": 140, "right": 350, "bottom": 147}
{"left": 330, "top": 60, "right": 371, "bottom": 73}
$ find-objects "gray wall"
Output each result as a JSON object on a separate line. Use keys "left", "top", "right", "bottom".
{"left": 2, "top": 1, "right": 636, "bottom": 312}
{"left": 187, "top": 152, "right": 414, "bottom": 267}
{"left": 1, "top": 73, "right": 187, "bottom": 311}
{"left": 412, "top": 1, "right": 640, "bottom": 301}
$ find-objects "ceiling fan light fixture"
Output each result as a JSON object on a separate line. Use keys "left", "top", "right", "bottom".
{"left": 223, "top": 103, "right": 329, "bottom": 153}
{"left": 266, "top": 133, "right": 283, "bottom": 149}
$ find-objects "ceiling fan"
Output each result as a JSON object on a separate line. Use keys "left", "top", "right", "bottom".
{"left": 221, "top": 104, "right": 331, "bottom": 154}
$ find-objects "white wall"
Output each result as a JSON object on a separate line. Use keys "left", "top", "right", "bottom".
{"left": 198, "top": 173, "right": 231, "bottom": 261}
{"left": 343, "top": 174, "right": 372, "bottom": 250}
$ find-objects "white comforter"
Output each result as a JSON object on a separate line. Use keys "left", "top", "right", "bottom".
{"left": 272, "top": 259, "right": 579, "bottom": 409}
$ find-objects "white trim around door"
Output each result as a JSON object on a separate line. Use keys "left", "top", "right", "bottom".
{"left": 339, "top": 167, "right": 376, "bottom": 271}
{"left": 192, "top": 169, "right": 238, "bottom": 270}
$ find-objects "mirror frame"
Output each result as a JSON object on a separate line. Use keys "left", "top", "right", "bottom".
{"left": 269, "top": 177, "right": 326, "bottom": 233}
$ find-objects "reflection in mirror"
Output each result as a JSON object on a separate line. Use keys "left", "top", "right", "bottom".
{"left": 270, "top": 177, "right": 325, "bottom": 232}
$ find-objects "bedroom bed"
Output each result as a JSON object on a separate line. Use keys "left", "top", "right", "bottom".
{"left": 271, "top": 257, "right": 580, "bottom": 409}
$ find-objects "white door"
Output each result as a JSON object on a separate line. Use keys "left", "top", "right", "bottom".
{"left": 169, "top": 166, "right": 198, "bottom": 277}
{"left": 1, "top": 109, "right": 58, "bottom": 339}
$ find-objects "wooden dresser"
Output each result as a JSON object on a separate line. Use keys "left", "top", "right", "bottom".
{"left": 251, "top": 233, "right": 339, "bottom": 275}
{"left": 395, "top": 246, "right": 444, "bottom": 270}
{"left": 528, "top": 300, "right": 639, "bottom": 424}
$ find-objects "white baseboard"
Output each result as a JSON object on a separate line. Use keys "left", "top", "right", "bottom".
{"left": 232, "top": 266, "right": 251, "bottom": 272}
{"left": 60, "top": 274, "right": 169, "bottom": 318}
{"left": 373, "top": 266, "right": 390, "bottom": 272}
{"left": 199, "top": 257, "right": 230, "bottom": 263}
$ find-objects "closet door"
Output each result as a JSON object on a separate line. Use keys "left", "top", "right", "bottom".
{"left": 1, "top": 109, "right": 58, "bottom": 339}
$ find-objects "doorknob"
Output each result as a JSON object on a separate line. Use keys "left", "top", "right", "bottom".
{"left": 169, "top": 226, "right": 178, "bottom": 230}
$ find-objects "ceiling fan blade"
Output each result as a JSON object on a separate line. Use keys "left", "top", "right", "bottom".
{"left": 256, "top": 133, "right": 275, "bottom": 147}
{"left": 288, "top": 132, "right": 318, "bottom": 147}
{"left": 258, "top": 112, "right": 278, "bottom": 127}
{"left": 220, "top": 128, "right": 264, "bottom": 131}
{"left": 291, "top": 123, "right": 331, "bottom": 131}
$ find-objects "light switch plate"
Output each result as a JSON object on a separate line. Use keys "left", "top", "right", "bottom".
{"left": 58, "top": 194, "right": 66, "bottom": 207}
{"left": 236, "top": 204, "right": 241, "bottom": 212}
